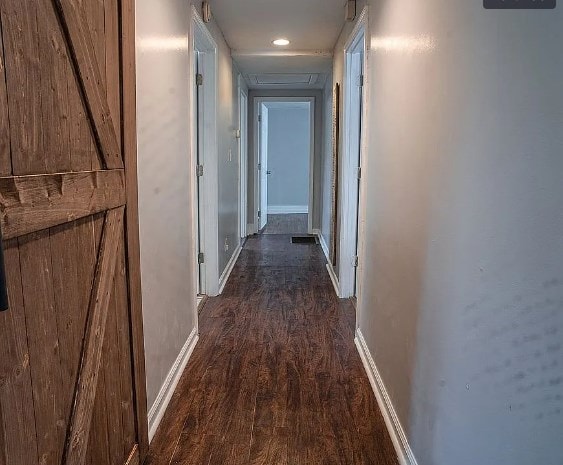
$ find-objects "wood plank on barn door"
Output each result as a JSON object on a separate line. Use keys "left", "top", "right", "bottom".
{"left": 0, "top": 240, "right": 39, "bottom": 465}
{"left": 0, "top": 0, "right": 148, "bottom": 463}
{"left": 52, "top": 0, "right": 122, "bottom": 169}
{"left": 0, "top": 0, "right": 43, "bottom": 176}
{"left": 63, "top": 207, "right": 125, "bottom": 465}
{"left": 0, "top": 170, "right": 126, "bottom": 240}
{"left": 0, "top": 15, "right": 11, "bottom": 176}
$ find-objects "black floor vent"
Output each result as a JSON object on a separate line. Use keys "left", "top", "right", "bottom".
{"left": 291, "top": 236, "right": 318, "bottom": 244}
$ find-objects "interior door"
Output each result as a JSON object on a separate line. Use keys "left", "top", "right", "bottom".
{"left": 352, "top": 49, "right": 365, "bottom": 297}
{"left": 0, "top": 1, "right": 147, "bottom": 464}
{"left": 259, "top": 104, "right": 269, "bottom": 230}
{"left": 195, "top": 51, "right": 205, "bottom": 295}
{"left": 239, "top": 91, "right": 248, "bottom": 238}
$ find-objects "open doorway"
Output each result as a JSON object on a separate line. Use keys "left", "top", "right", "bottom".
{"left": 339, "top": 10, "right": 367, "bottom": 300}
{"left": 254, "top": 97, "right": 315, "bottom": 235}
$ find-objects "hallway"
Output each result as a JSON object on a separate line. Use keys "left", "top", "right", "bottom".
{"left": 146, "top": 234, "right": 397, "bottom": 465}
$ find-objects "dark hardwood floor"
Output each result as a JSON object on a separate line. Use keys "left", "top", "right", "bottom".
{"left": 146, "top": 234, "right": 398, "bottom": 465}
{"left": 262, "top": 213, "right": 308, "bottom": 235}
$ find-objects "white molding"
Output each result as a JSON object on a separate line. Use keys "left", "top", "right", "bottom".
{"left": 338, "top": 7, "right": 369, "bottom": 299}
{"left": 239, "top": 85, "right": 249, "bottom": 239}
{"left": 267, "top": 205, "right": 309, "bottom": 214}
{"left": 191, "top": 5, "right": 220, "bottom": 297}
{"left": 218, "top": 243, "right": 242, "bottom": 294}
{"left": 315, "top": 230, "right": 330, "bottom": 261}
{"left": 326, "top": 262, "right": 340, "bottom": 297}
{"left": 355, "top": 329, "right": 418, "bottom": 465}
{"left": 344, "top": 6, "right": 369, "bottom": 51}
{"left": 148, "top": 327, "right": 199, "bottom": 442}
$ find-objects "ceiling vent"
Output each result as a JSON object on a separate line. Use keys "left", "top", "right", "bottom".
{"left": 249, "top": 73, "right": 319, "bottom": 86}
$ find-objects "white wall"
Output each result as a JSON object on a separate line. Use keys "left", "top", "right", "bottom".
{"left": 266, "top": 105, "right": 310, "bottom": 211}
{"left": 344, "top": 1, "right": 563, "bottom": 464}
{"left": 135, "top": 0, "right": 196, "bottom": 414}
{"left": 214, "top": 29, "right": 243, "bottom": 277}
{"left": 135, "top": 0, "right": 244, "bottom": 433}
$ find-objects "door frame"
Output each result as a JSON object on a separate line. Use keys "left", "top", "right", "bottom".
{"left": 239, "top": 80, "right": 249, "bottom": 239}
{"left": 252, "top": 96, "right": 316, "bottom": 234}
{"left": 339, "top": 7, "right": 369, "bottom": 300}
{"left": 190, "top": 6, "right": 220, "bottom": 297}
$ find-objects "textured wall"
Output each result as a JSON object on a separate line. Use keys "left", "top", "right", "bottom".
{"left": 136, "top": 0, "right": 196, "bottom": 410}
{"left": 136, "top": 0, "right": 244, "bottom": 415}
{"left": 348, "top": 1, "right": 563, "bottom": 464}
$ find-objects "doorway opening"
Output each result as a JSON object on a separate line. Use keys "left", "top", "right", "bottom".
{"left": 192, "top": 7, "right": 219, "bottom": 301}
{"left": 253, "top": 97, "right": 315, "bottom": 236}
{"left": 339, "top": 10, "right": 367, "bottom": 300}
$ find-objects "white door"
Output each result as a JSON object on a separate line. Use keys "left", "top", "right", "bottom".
{"left": 195, "top": 51, "right": 205, "bottom": 294}
{"left": 259, "top": 104, "right": 269, "bottom": 230}
{"left": 350, "top": 49, "right": 364, "bottom": 296}
{"left": 239, "top": 91, "right": 248, "bottom": 238}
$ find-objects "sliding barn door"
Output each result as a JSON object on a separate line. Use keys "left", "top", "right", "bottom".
{"left": 0, "top": 1, "right": 148, "bottom": 465}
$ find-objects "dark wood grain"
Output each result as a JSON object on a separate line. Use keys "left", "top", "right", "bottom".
{"left": 0, "top": 240, "right": 39, "bottom": 465}
{"left": 38, "top": 0, "right": 71, "bottom": 173}
{"left": 0, "top": 15, "right": 11, "bottom": 175}
{"left": 63, "top": 207, "right": 124, "bottom": 465}
{"left": 0, "top": 0, "right": 42, "bottom": 176}
{"left": 147, "top": 234, "right": 399, "bottom": 465}
{"left": 0, "top": 0, "right": 146, "bottom": 461}
{"left": 18, "top": 230, "right": 66, "bottom": 465}
{"left": 0, "top": 169, "right": 126, "bottom": 239}
{"left": 52, "top": 0, "right": 122, "bottom": 169}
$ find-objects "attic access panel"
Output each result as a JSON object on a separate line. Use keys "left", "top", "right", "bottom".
{"left": 484, "top": 0, "right": 555, "bottom": 8}
{"left": 249, "top": 73, "right": 320, "bottom": 86}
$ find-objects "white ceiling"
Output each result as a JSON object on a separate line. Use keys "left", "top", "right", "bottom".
{"left": 209, "top": 0, "right": 347, "bottom": 89}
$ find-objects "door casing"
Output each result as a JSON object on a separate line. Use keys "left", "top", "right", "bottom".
{"left": 252, "top": 96, "right": 316, "bottom": 234}
{"left": 339, "top": 6, "right": 369, "bottom": 303}
{"left": 190, "top": 6, "right": 220, "bottom": 297}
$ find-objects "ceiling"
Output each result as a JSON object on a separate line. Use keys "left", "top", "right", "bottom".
{"left": 209, "top": 0, "right": 348, "bottom": 89}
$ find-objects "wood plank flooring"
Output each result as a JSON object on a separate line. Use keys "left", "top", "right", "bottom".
{"left": 146, "top": 234, "right": 398, "bottom": 465}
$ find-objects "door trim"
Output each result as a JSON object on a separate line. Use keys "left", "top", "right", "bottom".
{"left": 339, "top": 6, "right": 369, "bottom": 301}
{"left": 239, "top": 80, "right": 248, "bottom": 239}
{"left": 190, "top": 6, "right": 219, "bottom": 297}
{"left": 252, "top": 96, "right": 316, "bottom": 234}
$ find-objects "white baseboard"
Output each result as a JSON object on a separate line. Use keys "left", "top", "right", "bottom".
{"left": 148, "top": 327, "right": 199, "bottom": 442}
{"left": 355, "top": 329, "right": 418, "bottom": 465}
{"left": 326, "top": 262, "right": 340, "bottom": 297}
{"left": 247, "top": 223, "right": 256, "bottom": 235}
{"left": 314, "top": 229, "right": 330, "bottom": 261}
{"left": 218, "top": 243, "right": 242, "bottom": 294}
{"left": 267, "top": 205, "right": 309, "bottom": 214}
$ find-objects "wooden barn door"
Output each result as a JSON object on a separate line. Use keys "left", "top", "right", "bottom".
{"left": 0, "top": 1, "right": 148, "bottom": 465}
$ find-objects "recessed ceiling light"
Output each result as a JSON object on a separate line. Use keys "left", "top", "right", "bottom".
{"left": 272, "top": 38, "right": 290, "bottom": 46}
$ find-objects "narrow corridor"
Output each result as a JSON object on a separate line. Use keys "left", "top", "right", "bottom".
{"left": 146, "top": 234, "right": 398, "bottom": 465}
